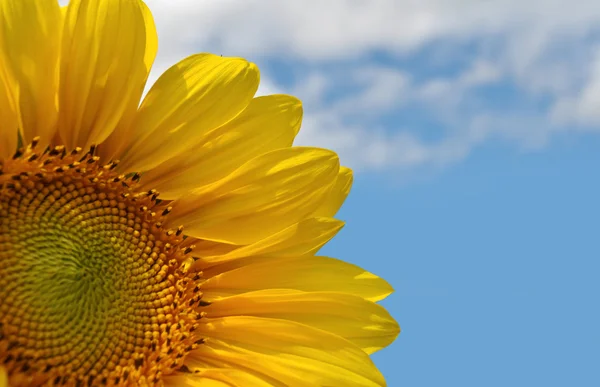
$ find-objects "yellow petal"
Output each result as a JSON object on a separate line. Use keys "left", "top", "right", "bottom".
{"left": 174, "top": 377, "right": 231, "bottom": 387}
{"left": 205, "top": 290, "right": 400, "bottom": 354}
{"left": 190, "top": 317, "right": 386, "bottom": 387}
{"left": 313, "top": 166, "right": 353, "bottom": 217}
{"left": 98, "top": 0, "right": 158, "bottom": 161}
{"left": 198, "top": 217, "right": 344, "bottom": 273}
{"left": 167, "top": 147, "right": 339, "bottom": 245}
{"left": 191, "top": 239, "right": 241, "bottom": 258}
{"left": 0, "top": 366, "right": 7, "bottom": 387}
{"left": 59, "top": 0, "right": 155, "bottom": 150}
{"left": 0, "top": 70, "right": 17, "bottom": 159}
{"left": 139, "top": 94, "right": 303, "bottom": 199}
{"left": 0, "top": 0, "right": 62, "bottom": 146}
{"left": 165, "top": 368, "right": 275, "bottom": 387}
{"left": 201, "top": 255, "right": 394, "bottom": 302}
{"left": 117, "top": 54, "right": 260, "bottom": 172}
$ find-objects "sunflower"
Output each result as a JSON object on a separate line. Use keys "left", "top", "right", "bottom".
{"left": 0, "top": 0, "right": 399, "bottom": 386}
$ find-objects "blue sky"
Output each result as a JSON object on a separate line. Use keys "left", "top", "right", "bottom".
{"left": 143, "top": 1, "right": 600, "bottom": 385}
{"left": 334, "top": 137, "right": 600, "bottom": 386}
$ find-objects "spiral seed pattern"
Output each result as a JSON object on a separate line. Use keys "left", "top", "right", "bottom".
{"left": 0, "top": 143, "right": 205, "bottom": 386}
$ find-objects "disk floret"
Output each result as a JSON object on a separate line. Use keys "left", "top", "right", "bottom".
{"left": 0, "top": 140, "right": 205, "bottom": 386}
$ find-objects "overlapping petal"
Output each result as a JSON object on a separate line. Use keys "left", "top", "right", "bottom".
{"left": 167, "top": 369, "right": 277, "bottom": 387}
{"left": 313, "top": 166, "right": 354, "bottom": 217}
{"left": 117, "top": 54, "right": 260, "bottom": 172}
{"left": 59, "top": 0, "right": 156, "bottom": 150}
{"left": 0, "top": 0, "right": 62, "bottom": 146}
{"left": 189, "top": 317, "right": 386, "bottom": 387}
{"left": 98, "top": 0, "right": 158, "bottom": 160}
{"left": 167, "top": 147, "right": 339, "bottom": 245}
{"left": 139, "top": 94, "right": 303, "bottom": 199}
{"left": 201, "top": 255, "right": 394, "bottom": 302}
{"left": 204, "top": 289, "right": 400, "bottom": 354}
{"left": 197, "top": 217, "right": 344, "bottom": 269}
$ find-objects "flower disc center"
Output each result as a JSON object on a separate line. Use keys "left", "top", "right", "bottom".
{"left": 0, "top": 145, "right": 202, "bottom": 386}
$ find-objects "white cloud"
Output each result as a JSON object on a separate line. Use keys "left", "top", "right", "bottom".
{"left": 331, "top": 67, "right": 411, "bottom": 115}
{"left": 140, "top": 0, "right": 600, "bottom": 171}
{"left": 286, "top": 65, "right": 487, "bottom": 171}
{"left": 416, "top": 60, "right": 502, "bottom": 104}
{"left": 551, "top": 48, "right": 600, "bottom": 128}
{"left": 144, "top": 0, "right": 600, "bottom": 61}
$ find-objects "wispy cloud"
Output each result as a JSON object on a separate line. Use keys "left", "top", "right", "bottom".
{"left": 142, "top": 0, "right": 600, "bottom": 171}
{"left": 551, "top": 47, "right": 600, "bottom": 128}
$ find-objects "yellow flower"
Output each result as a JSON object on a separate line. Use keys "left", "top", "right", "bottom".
{"left": 0, "top": 0, "right": 399, "bottom": 386}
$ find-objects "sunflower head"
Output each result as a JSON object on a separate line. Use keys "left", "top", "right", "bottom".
{"left": 0, "top": 0, "right": 399, "bottom": 386}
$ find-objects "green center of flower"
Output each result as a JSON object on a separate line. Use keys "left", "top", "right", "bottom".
{"left": 0, "top": 144, "right": 203, "bottom": 386}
